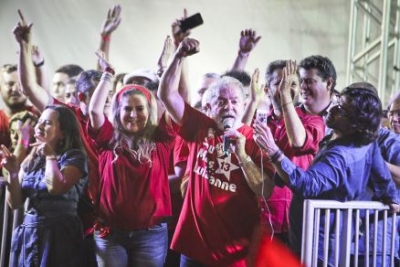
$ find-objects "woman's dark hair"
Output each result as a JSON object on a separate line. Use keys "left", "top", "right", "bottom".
{"left": 22, "top": 105, "right": 86, "bottom": 172}
{"left": 341, "top": 86, "right": 382, "bottom": 145}
{"left": 46, "top": 105, "right": 85, "bottom": 153}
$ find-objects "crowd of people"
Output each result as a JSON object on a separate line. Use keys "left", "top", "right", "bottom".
{"left": 1, "top": 5, "right": 400, "bottom": 267}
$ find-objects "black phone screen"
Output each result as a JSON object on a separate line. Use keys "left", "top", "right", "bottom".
{"left": 180, "top": 13, "right": 204, "bottom": 32}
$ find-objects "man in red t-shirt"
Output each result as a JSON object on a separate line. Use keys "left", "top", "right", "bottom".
{"left": 260, "top": 60, "right": 325, "bottom": 252}
{"left": 0, "top": 64, "right": 35, "bottom": 149}
{"left": 159, "top": 38, "right": 275, "bottom": 266}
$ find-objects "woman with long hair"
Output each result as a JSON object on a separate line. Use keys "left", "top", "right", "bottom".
{"left": 0, "top": 104, "right": 88, "bottom": 267}
{"left": 88, "top": 54, "right": 176, "bottom": 267}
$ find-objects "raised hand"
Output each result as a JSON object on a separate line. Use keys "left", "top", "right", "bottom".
{"left": 238, "top": 29, "right": 261, "bottom": 55}
{"left": 0, "top": 145, "right": 19, "bottom": 174}
{"left": 16, "top": 118, "right": 35, "bottom": 146}
{"left": 176, "top": 38, "right": 199, "bottom": 58}
{"left": 157, "top": 35, "right": 173, "bottom": 75}
{"left": 13, "top": 10, "right": 33, "bottom": 46}
{"left": 31, "top": 45, "right": 44, "bottom": 66}
{"left": 100, "top": 4, "right": 122, "bottom": 36}
{"left": 278, "top": 60, "right": 298, "bottom": 100}
{"left": 250, "top": 68, "right": 264, "bottom": 102}
{"left": 172, "top": 9, "right": 191, "bottom": 47}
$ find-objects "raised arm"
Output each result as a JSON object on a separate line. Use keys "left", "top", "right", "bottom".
{"left": 172, "top": 9, "right": 192, "bottom": 103}
{"left": 279, "top": 60, "right": 306, "bottom": 147}
{"left": 89, "top": 52, "right": 115, "bottom": 129}
{"left": 12, "top": 118, "right": 35, "bottom": 165}
{"left": 31, "top": 45, "right": 49, "bottom": 91}
{"left": 96, "top": 4, "right": 121, "bottom": 71}
{"left": 231, "top": 29, "right": 261, "bottom": 71}
{"left": 13, "top": 10, "right": 52, "bottom": 112}
{"left": 242, "top": 68, "right": 264, "bottom": 125}
{"left": 157, "top": 35, "right": 173, "bottom": 78}
{"left": 158, "top": 38, "right": 199, "bottom": 125}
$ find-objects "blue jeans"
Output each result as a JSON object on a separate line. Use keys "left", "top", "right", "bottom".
{"left": 180, "top": 254, "right": 205, "bottom": 267}
{"left": 94, "top": 223, "right": 168, "bottom": 267}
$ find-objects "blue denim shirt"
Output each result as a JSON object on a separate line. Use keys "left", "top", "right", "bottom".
{"left": 377, "top": 127, "right": 400, "bottom": 164}
{"left": 277, "top": 137, "right": 397, "bottom": 202}
{"left": 355, "top": 127, "right": 400, "bottom": 263}
{"left": 275, "top": 135, "right": 399, "bottom": 263}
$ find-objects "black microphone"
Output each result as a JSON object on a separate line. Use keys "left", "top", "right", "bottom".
{"left": 223, "top": 121, "right": 233, "bottom": 156}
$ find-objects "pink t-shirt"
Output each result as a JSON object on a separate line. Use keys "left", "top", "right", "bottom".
{"left": 171, "top": 104, "right": 274, "bottom": 266}
{"left": 88, "top": 115, "right": 177, "bottom": 230}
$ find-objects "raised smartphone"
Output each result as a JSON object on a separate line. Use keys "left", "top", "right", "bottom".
{"left": 180, "top": 13, "right": 204, "bottom": 32}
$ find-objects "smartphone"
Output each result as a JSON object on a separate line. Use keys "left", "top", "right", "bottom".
{"left": 256, "top": 109, "right": 268, "bottom": 124}
{"left": 180, "top": 13, "right": 204, "bottom": 32}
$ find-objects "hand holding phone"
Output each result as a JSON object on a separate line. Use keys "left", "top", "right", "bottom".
{"left": 179, "top": 13, "right": 203, "bottom": 33}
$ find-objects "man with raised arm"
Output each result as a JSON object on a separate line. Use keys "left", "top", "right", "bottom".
{"left": 158, "top": 38, "right": 274, "bottom": 266}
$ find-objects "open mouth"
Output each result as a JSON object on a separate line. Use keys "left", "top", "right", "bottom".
{"left": 222, "top": 114, "right": 235, "bottom": 120}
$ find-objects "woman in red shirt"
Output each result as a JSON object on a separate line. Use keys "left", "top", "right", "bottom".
{"left": 88, "top": 54, "right": 176, "bottom": 267}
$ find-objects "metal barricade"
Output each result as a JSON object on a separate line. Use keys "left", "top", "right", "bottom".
{"left": 302, "top": 200, "right": 398, "bottom": 267}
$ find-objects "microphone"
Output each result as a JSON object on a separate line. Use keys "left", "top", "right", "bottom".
{"left": 223, "top": 120, "right": 234, "bottom": 156}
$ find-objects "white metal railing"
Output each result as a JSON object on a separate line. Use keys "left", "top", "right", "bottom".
{"left": 302, "top": 200, "right": 398, "bottom": 267}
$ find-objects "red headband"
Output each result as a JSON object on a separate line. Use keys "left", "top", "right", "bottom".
{"left": 117, "top": 85, "right": 152, "bottom": 103}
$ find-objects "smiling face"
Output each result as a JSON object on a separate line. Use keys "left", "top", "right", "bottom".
{"left": 299, "top": 68, "right": 332, "bottom": 114}
{"left": 0, "top": 70, "right": 27, "bottom": 110}
{"left": 209, "top": 83, "right": 245, "bottom": 129}
{"left": 34, "top": 109, "right": 64, "bottom": 150}
{"left": 119, "top": 94, "right": 149, "bottom": 134}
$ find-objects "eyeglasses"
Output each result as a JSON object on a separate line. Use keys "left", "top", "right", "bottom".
{"left": 335, "top": 104, "right": 352, "bottom": 118}
{"left": 388, "top": 110, "right": 400, "bottom": 117}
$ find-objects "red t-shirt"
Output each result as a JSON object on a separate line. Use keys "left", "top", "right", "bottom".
{"left": 260, "top": 106, "right": 325, "bottom": 233}
{"left": 171, "top": 103, "right": 274, "bottom": 266}
{"left": 0, "top": 110, "right": 11, "bottom": 149}
{"left": 88, "top": 115, "right": 177, "bottom": 230}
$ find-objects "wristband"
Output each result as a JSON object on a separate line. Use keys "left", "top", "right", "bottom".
{"left": 34, "top": 60, "right": 45, "bottom": 67}
{"left": 269, "top": 150, "right": 283, "bottom": 163}
{"left": 101, "top": 72, "right": 114, "bottom": 83}
{"left": 105, "top": 66, "right": 115, "bottom": 76}
{"left": 19, "top": 139, "right": 29, "bottom": 148}
{"left": 238, "top": 50, "right": 249, "bottom": 58}
{"left": 281, "top": 101, "right": 293, "bottom": 108}
{"left": 101, "top": 34, "right": 111, "bottom": 42}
